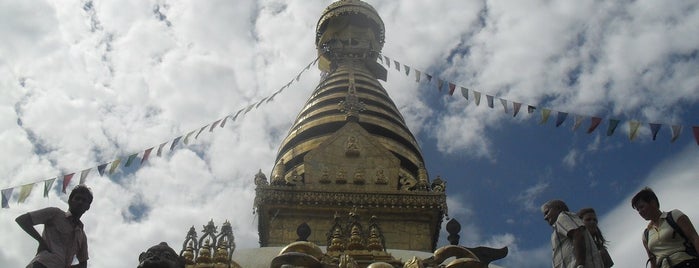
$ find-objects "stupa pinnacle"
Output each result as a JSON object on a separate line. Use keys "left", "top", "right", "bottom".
{"left": 255, "top": 0, "right": 447, "bottom": 251}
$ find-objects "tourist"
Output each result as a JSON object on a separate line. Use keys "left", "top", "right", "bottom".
{"left": 542, "top": 199, "right": 604, "bottom": 268}
{"left": 632, "top": 187, "right": 699, "bottom": 268}
{"left": 577, "top": 208, "right": 614, "bottom": 267}
{"left": 15, "top": 185, "right": 93, "bottom": 268}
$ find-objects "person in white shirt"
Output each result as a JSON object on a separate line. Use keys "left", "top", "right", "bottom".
{"left": 542, "top": 199, "right": 604, "bottom": 268}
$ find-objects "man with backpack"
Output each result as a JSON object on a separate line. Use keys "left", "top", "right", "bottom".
{"left": 632, "top": 187, "right": 699, "bottom": 268}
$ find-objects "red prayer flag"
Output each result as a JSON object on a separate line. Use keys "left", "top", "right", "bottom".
{"left": 62, "top": 173, "right": 75, "bottom": 193}
{"left": 448, "top": 83, "right": 456, "bottom": 96}
{"left": 693, "top": 126, "right": 699, "bottom": 146}
{"left": 141, "top": 148, "right": 153, "bottom": 165}
{"left": 587, "top": 117, "right": 602, "bottom": 133}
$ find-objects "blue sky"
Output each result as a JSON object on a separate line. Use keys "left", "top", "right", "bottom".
{"left": 1, "top": 0, "right": 698, "bottom": 267}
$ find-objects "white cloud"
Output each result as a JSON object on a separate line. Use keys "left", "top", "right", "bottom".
{"left": 1, "top": 1, "right": 697, "bottom": 267}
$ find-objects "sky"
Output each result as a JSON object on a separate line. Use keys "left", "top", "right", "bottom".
{"left": 1, "top": 0, "right": 698, "bottom": 267}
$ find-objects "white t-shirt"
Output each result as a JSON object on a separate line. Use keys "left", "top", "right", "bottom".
{"left": 551, "top": 211, "right": 604, "bottom": 268}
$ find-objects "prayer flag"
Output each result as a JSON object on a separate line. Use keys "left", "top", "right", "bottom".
{"left": 18, "top": 183, "right": 34, "bottom": 203}
{"left": 460, "top": 87, "right": 469, "bottom": 100}
{"left": 426, "top": 74, "right": 432, "bottom": 82}
{"left": 62, "top": 173, "right": 75, "bottom": 193}
{"left": 404, "top": 65, "right": 410, "bottom": 76}
{"left": 378, "top": 55, "right": 383, "bottom": 63}
{"left": 572, "top": 115, "right": 584, "bottom": 131}
{"left": 587, "top": 117, "right": 602, "bottom": 133}
{"left": 244, "top": 104, "right": 255, "bottom": 115}
{"left": 210, "top": 119, "right": 222, "bottom": 132}
{"left": 183, "top": 130, "right": 195, "bottom": 145}
{"left": 124, "top": 153, "right": 138, "bottom": 167}
{"left": 649, "top": 123, "right": 662, "bottom": 140}
{"left": 486, "top": 95, "right": 494, "bottom": 108}
{"left": 394, "top": 60, "right": 400, "bottom": 71}
{"left": 295, "top": 74, "right": 301, "bottom": 82}
{"left": 44, "top": 178, "right": 55, "bottom": 197}
{"left": 79, "top": 168, "right": 91, "bottom": 184}
{"left": 384, "top": 56, "right": 390, "bottom": 67}
{"left": 607, "top": 119, "right": 620, "bottom": 136}
{"left": 693, "top": 126, "right": 699, "bottom": 145}
{"left": 109, "top": 159, "right": 122, "bottom": 174}
{"left": 141, "top": 148, "right": 153, "bottom": 165}
{"left": 170, "top": 136, "right": 182, "bottom": 151}
{"left": 1, "top": 188, "right": 13, "bottom": 208}
{"left": 555, "top": 112, "right": 568, "bottom": 127}
{"left": 232, "top": 108, "right": 244, "bottom": 120}
{"left": 97, "top": 163, "right": 108, "bottom": 176}
{"left": 500, "top": 98, "right": 508, "bottom": 114}
{"left": 629, "top": 121, "right": 641, "bottom": 141}
{"left": 512, "top": 102, "right": 522, "bottom": 117}
{"left": 473, "top": 91, "right": 481, "bottom": 106}
{"left": 219, "top": 116, "right": 230, "bottom": 128}
{"left": 437, "top": 79, "right": 444, "bottom": 92}
{"left": 448, "top": 83, "right": 456, "bottom": 96}
{"left": 156, "top": 142, "right": 167, "bottom": 157}
{"left": 527, "top": 105, "right": 536, "bottom": 114}
{"left": 195, "top": 125, "right": 208, "bottom": 139}
{"left": 415, "top": 70, "right": 421, "bottom": 82}
{"left": 671, "top": 125, "right": 682, "bottom": 142}
{"left": 539, "top": 109, "right": 551, "bottom": 124}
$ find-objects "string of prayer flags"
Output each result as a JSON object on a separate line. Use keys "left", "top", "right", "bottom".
{"left": 379, "top": 54, "right": 699, "bottom": 145}
{"left": 2, "top": 56, "right": 322, "bottom": 207}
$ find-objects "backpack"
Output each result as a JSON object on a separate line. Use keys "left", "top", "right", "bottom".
{"left": 644, "top": 210, "right": 698, "bottom": 257}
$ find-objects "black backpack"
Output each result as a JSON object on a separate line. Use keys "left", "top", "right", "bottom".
{"left": 644, "top": 210, "right": 698, "bottom": 257}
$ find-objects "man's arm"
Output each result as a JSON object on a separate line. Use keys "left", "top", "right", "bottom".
{"left": 15, "top": 213, "right": 51, "bottom": 253}
{"left": 569, "top": 226, "right": 587, "bottom": 267}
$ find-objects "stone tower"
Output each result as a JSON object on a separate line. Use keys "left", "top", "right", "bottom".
{"left": 254, "top": 0, "right": 447, "bottom": 252}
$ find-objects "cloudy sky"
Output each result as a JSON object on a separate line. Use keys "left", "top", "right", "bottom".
{"left": 1, "top": 0, "right": 698, "bottom": 267}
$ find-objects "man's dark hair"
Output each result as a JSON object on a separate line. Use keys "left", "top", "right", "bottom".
{"left": 543, "top": 199, "right": 569, "bottom": 212}
{"left": 69, "top": 184, "right": 94, "bottom": 204}
{"left": 631, "top": 187, "right": 658, "bottom": 209}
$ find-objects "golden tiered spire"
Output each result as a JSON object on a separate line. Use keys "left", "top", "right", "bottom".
{"left": 255, "top": 0, "right": 447, "bottom": 251}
